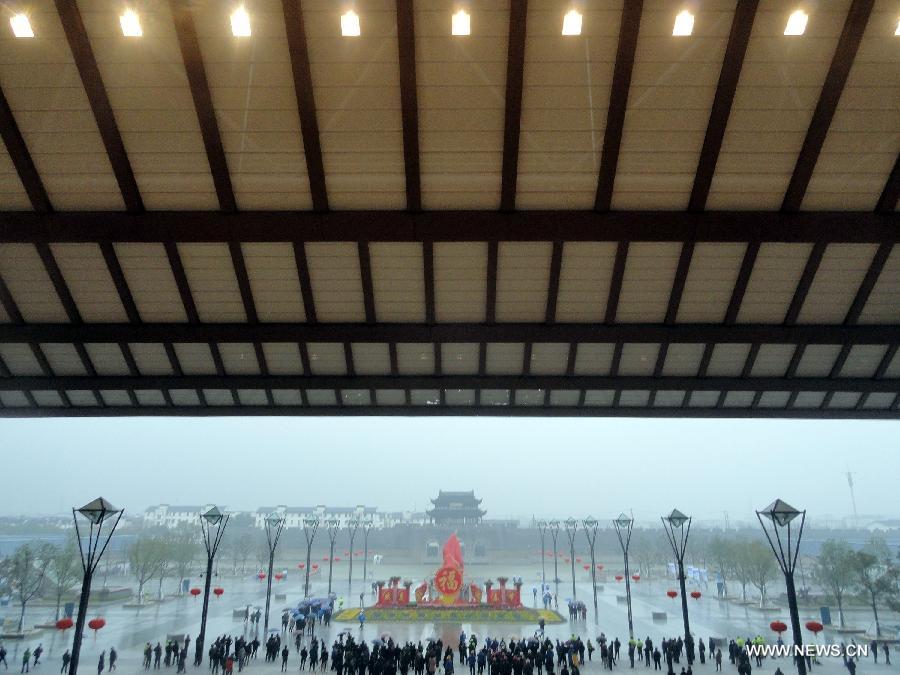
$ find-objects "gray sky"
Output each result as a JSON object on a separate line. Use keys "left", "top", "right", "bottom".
{"left": 1, "top": 417, "right": 897, "bottom": 522}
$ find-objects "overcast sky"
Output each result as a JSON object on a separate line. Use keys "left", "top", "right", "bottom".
{"left": 1, "top": 417, "right": 897, "bottom": 523}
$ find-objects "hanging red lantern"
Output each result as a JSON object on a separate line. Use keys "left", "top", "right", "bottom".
{"left": 690, "top": 591, "right": 702, "bottom": 600}
{"left": 583, "top": 564, "right": 590, "bottom": 571}
{"left": 632, "top": 574, "right": 641, "bottom": 581}
{"left": 312, "top": 564, "right": 319, "bottom": 570}
{"left": 87, "top": 618, "right": 106, "bottom": 631}
{"left": 576, "top": 557, "right": 582, "bottom": 563}
{"left": 189, "top": 587, "right": 201, "bottom": 597}
{"left": 666, "top": 590, "right": 678, "bottom": 599}
{"left": 334, "top": 557, "right": 341, "bottom": 562}
{"left": 596, "top": 564, "right": 604, "bottom": 571}
{"left": 56, "top": 618, "right": 74, "bottom": 631}
{"left": 770, "top": 621, "right": 788, "bottom": 635}
{"left": 805, "top": 621, "right": 823, "bottom": 635}
{"left": 298, "top": 563, "right": 306, "bottom": 569}
{"left": 322, "top": 556, "right": 329, "bottom": 561}
{"left": 615, "top": 575, "right": 624, "bottom": 582}
{"left": 274, "top": 573, "right": 284, "bottom": 581}
{"left": 213, "top": 587, "right": 224, "bottom": 597}
{"left": 564, "top": 557, "right": 571, "bottom": 563}
{"left": 257, "top": 572, "right": 266, "bottom": 580}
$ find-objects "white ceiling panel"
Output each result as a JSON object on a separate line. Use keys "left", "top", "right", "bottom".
{"left": 219, "top": 342, "right": 260, "bottom": 375}
{"left": 795, "top": 344, "right": 842, "bottom": 377}
{"left": 114, "top": 243, "right": 187, "bottom": 322}
{"left": 40, "top": 343, "right": 87, "bottom": 375}
{"left": 0, "top": 344, "right": 43, "bottom": 375}
{"left": 707, "top": 343, "right": 751, "bottom": 376}
{"left": 573, "top": 343, "right": 614, "bottom": 375}
{"left": 859, "top": 246, "right": 899, "bottom": 324}
{"left": 839, "top": 344, "right": 888, "bottom": 377}
{"left": 375, "top": 389, "right": 407, "bottom": 406}
{"left": 549, "top": 390, "right": 580, "bottom": 406}
{"left": 178, "top": 243, "right": 246, "bottom": 322}
{"left": 351, "top": 343, "right": 391, "bottom": 375}
{"left": 662, "top": 343, "right": 705, "bottom": 376}
{"left": 306, "top": 342, "right": 347, "bottom": 375}
{"left": 677, "top": 243, "right": 746, "bottom": 322}
{"left": 0, "top": 392, "right": 30, "bottom": 408}
{"left": 50, "top": 243, "right": 127, "bottom": 322}
{"left": 129, "top": 343, "right": 174, "bottom": 375}
{"left": 272, "top": 389, "right": 303, "bottom": 405}
{"left": 797, "top": 244, "right": 878, "bottom": 323}
{"left": 750, "top": 344, "right": 796, "bottom": 377}
{"left": 530, "top": 343, "right": 569, "bottom": 375}
{"left": 397, "top": 343, "right": 434, "bottom": 374}
{"left": 486, "top": 342, "right": 525, "bottom": 375}
{"left": 305, "top": 242, "right": 365, "bottom": 322}
{"left": 619, "top": 343, "right": 659, "bottom": 375}
{"left": 434, "top": 242, "right": 487, "bottom": 322}
{"left": 556, "top": 242, "right": 616, "bottom": 322}
{"left": 84, "top": 342, "right": 129, "bottom": 375}
{"left": 441, "top": 343, "right": 480, "bottom": 375}
{"left": 0, "top": 146, "right": 31, "bottom": 209}
{"left": 173, "top": 342, "right": 216, "bottom": 374}
{"left": 445, "top": 389, "right": 476, "bottom": 406}
{"left": 496, "top": 242, "right": 552, "bottom": 321}
{"left": 618, "top": 242, "right": 680, "bottom": 322}
{"left": 0, "top": 244, "right": 68, "bottom": 322}
{"left": 262, "top": 343, "right": 304, "bottom": 375}
{"left": 369, "top": 243, "right": 425, "bottom": 322}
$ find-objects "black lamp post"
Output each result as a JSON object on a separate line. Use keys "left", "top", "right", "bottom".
{"left": 195, "top": 506, "right": 229, "bottom": 666}
{"left": 757, "top": 499, "right": 807, "bottom": 675}
{"left": 536, "top": 520, "right": 548, "bottom": 595}
{"left": 564, "top": 518, "right": 578, "bottom": 600}
{"left": 613, "top": 512, "right": 635, "bottom": 639}
{"left": 262, "top": 513, "right": 285, "bottom": 637}
{"left": 583, "top": 516, "right": 599, "bottom": 619}
{"left": 302, "top": 517, "right": 319, "bottom": 598}
{"left": 549, "top": 519, "right": 561, "bottom": 593}
{"left": 661, "top": 509, "right": 693, "bottom": 665}
{"left": 325, "top": 519, "right": 339, "bottom": 595}
{"left": 346, "top": 517, "right": 361, "bottom": 597}
{"left": 69, "top": 498, "right": 123, "bottom": 675}
{"left": 361, "top": 518, "right": 374, "bottom": 589}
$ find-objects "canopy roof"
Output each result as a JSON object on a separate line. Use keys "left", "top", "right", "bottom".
{"left": 0, "top": 0, "right": 897, "bottom": 418}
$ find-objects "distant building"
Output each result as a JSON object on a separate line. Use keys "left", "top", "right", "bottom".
{"left": 254, "top": 505, "right": 380, "bottom": 530}
{"left": 426, "top": 490, "right": 486, "bottom": 526}
{"left": 144, "top": 504, "right": 209, "bottom": 529}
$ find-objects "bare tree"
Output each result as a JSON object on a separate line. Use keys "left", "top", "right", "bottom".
{"left": 745, "top": 540, "right": 778, "bottom": 607}
{"left": 168, "top": 527, "right": 199, "bottom": 594}
{"left": 813, "top": 540, "right": 855, "bottom": 628}
{"left": 4, "top": 545, "right": 49, "bottom": 632}
{"left": 48, "top": 540, "right": 81, "bottom": 621}
{"left": 128, "top": 537, "right": 167, "bottom": 604}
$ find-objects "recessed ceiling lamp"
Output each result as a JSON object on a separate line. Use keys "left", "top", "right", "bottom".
{"left": 341, "top": 10, "right": 360, "bottom": 37}
{"left": 673, "top": 10, "right": 694, "bottom": 36}
{"left": 784, "top": 9, "right": 808, "bottom": 36}
{"left": 562, "top": 9, "right": 582, "bottom": 36}
{"left": 231, "top": 5, "right": 251, "bottom": 37}
{"left": 120, "top": 9, "right": 142, "bottom": 37}
{"left": 10, "top": 13, "right": 34, "bottom": 38}
{"left": 452, "top": 9, "right": 470, "bottom": 36}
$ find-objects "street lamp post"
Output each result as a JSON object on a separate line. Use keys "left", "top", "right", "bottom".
{"left": 325, "top": 519, "right": 339, "bottom": 595}
{"left": 361, "top": 518, "right": 374, "bottom": 589}
{"left": 302, "top": 517, "right": 319, "bottom": 598}
{"left": 757, "top": 499, "right": 807, "bottom": 675}
{"left": 661, "top": 509, "right": 694, "bottom": 665}
{"left": 196, "top": 506, "right": 229, "bottom": 666}
{"left": 262, "top": 513, "right": 286, "bottom": 637}
{"left": 69, "top": 498, "right": 123, "bottom": 675}
{"left": 583, "top": 517, "right": 599, "bottom": 619}
{"left": 346, "top": 517, "right": 361, "bottom": 597}
{"left": 613, "top": 512, "right": 635, "bottom": 639}
{"left": 548, "top": 520, "right": 561, "bottom": 594}
{"left": 564, "top": 518, "right": 578, "bottom": 600}
{"left": 536, "top": 520, "right": 548, "bottom": 597}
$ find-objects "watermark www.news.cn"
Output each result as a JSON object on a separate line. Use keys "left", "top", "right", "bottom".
{"left": 744, "top": 644, "right": 869, "bottom": 659}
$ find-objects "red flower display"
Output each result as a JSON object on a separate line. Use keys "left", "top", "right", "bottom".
{"left": 88, "top": 618, "right": 105, "bottom": 631}
{"left": 56, "top": 618, "right": 74, "bottom": 631}
{"left": 770, "top": 621, "right": 788, "bottom": 634}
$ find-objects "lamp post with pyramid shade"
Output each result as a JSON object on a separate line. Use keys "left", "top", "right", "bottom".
{"left": 582, "top": 517, "right": 600, "bottom": 619}
{"left": 195, "top": 507, "right": 229, "bottom": 667}
{"left": 757, "top": 499, "right": 807, "bottom": 675}
{"left": 564, "top": 518, "right": 578, "bottom": 600}
{"left": 69, "top": 498, "right": 123, "bottom": 675}
{"left": 548, "top": 519, "right": 561, "bottom": 593}
{"left": 325, "top": 519, "right": 339, "bottom": 595}
{"left": 263, "top": 514, "right": 286, "bottom": 637}
{"left": 346, "top": 517, "right": 361, "bottom": 596}
{"left": 302, "top": 517, "right": 319, "bottom": 597}
{"left": 613, "top": 512, "right": 635, "bottom": 639}
{"left": 661, "top": 509, "right": 694, "bottom": 665}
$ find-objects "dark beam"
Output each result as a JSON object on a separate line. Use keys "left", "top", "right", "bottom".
{"left": 3, "top": 322, "right": 896, "bottom": 346}
{"left": 595, "top": 0, "right": 643, "bottom": 211}
{"left": 844, "top": 242, "right": 892, "bottom": 325}
{"left": 689, "top": 0, "right": 759, "bottom": 211}
{"left": 36, "top": 244, "right": 81, "bottom": 323}
{"left": 545, "top": 241, "right": 563, "bottom": 324}
{"left": 784, "top": 241, "right": 827, "bottom": 325}
{"left": 229, "top": 242, "right": 257, "bottom": 324}
{"left": 500, "top": 0, "right": 528, "bottom": 211}
{"left": 292, "top": 242, "right": 317, "bottom": 324}
{"left": 0, "top": 85, "right": 52, "bottom": 212}
{"left": 2, "top": 210, "right": 897, "bottom": 244}
{"left": 665, "top": 242, "right": 695, "bottom": 324}
{"left": 605, "top": 242, "right": 629, "bottom": 323}
{"left": 281, "top": 0, "right": 328, "bottom": 211}
{"left": 396, "top": 0, "right": 421, "bottom": 211}
{"left": 164, "top": 243, "right": 200, "bottom": 323}
{"left": 358, "top": 242, "right": 377, "bottom": 323}
{"left": 486, "top": 241, "right": 498, "bottom": 323}
{"left": 3, "top": 374, "right": 895, "bottom": 395}
{"left": 100, "top": 243, "right": 140, "bottom": 324}
{"left": 54, "top": 0, "right": 142, "bottom": 212}
{"left": 423, "top": 241, "right": 435, "bottom": 324}
{"left": 781, "top": 0, "right": 875, "bottom": 212}
{"left": 0, "top": 276, "right": 23, "bottom": 324}
{"left": 876, "top": 153, "right": 900, "bottom": 213}
{"left": 170, "top": 0, "right": 236, "bottom": 212}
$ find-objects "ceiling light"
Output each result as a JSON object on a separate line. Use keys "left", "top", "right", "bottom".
{"left": 562, "top": 9, "right": 582, "bottom": 36}
{"left": 673, "top": 10, "right": 694, "bottom": 36}
{"left": 231, "top": 6, "right": 251, "bottom": 37}
{"left": 341, "top": 10, "right": 360, "bottom": 37}
{"left": 452, "top": 9, "right": 470, "bottom": 36}
{"left": 894, "top": 18, "right": 899, "bottom": 36}
{"left": 784, "top": 9, "right": 808, "bottom": 36}
{"left": 10, "top": 13, "right": 34, "bottom": 38}
{"left": 120, "top": 9, "right": 142, "bottom": 37}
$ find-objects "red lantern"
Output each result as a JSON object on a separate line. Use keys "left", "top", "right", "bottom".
{"left": 334, "top": 557, "right": 341, "bottom": 562}
{"left": 596, "top": 564, "right": 604, "bottom": 571}
{"left": 56, "top": 618, "right": 74, "bottom": 631}
{"left": 805, "top": 621, "right": 823, "bottom": 635}
{"left": 667, "top": 590, "right": 678, "bottom": 599}
{"left": 615, "top": 575, "right": 624, "bottom": 582}
{"left": 770, "top": 621, "right": 788, "bottom": 635}
{"left": 257, "top": 572, "right": 266, "bottom": 580}
{"left": 213, "top": 587, "right": 224, "bottom": 597}
{"left": 576, "top": 557, "right": 582, "bottom": 563}
{"left": 322, "top": 556, "right": 329, "bottom": 561}
{"left": 87, "top": 618, "right": 106, "bottom": 631}
{"left": 298, "top": 563, "right": 306, "bottom": 569}
{"left": 312, "top": 564, "right": 319, "bottom": 570}
{"left": 274, "top": 573, "right": 284, "bottom": 581}
{"left": 355, "top": 550, "right": 362, "bottom": 555}
{"left": 632, "top": 574, "right": 641, "bottom": 582}
{"left": 583, "top": 564, "right": 590, "bottom": 571}
{"left": 564, "top": 557, "right": 571, "bottom": 563}
{"left": 189, "top": 587, "right": 201, "bottom": 597}
{"left": 690, "top": 591, "right": 702, "bottom": 600}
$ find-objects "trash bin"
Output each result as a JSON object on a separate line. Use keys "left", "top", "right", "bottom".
{"left": 64, "top": 602, "right": 75, "bottom": 618}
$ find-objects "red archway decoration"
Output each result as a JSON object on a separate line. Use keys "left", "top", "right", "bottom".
{"left": 690, "top": 591, "right": 702, "bottom": 599}
{"left": 770, "top": 621, "right": 788, "bottom": 634}
{"left": 666, "top": 590, "right": 678, "bottom": 599}
{"left": 87, "top": 618, "right": 106, "bottom": 631}
{"left": 56, "top": 618, "right": 74, "bottom": 631}
{"left": 189, "top": 587, "right": 201, "bottom": 597}
{"left": 213, "top": 587, "right": 224, "bottom": 597}
{"left": 805, "top": 621, "right": 823, "bottom": 634}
